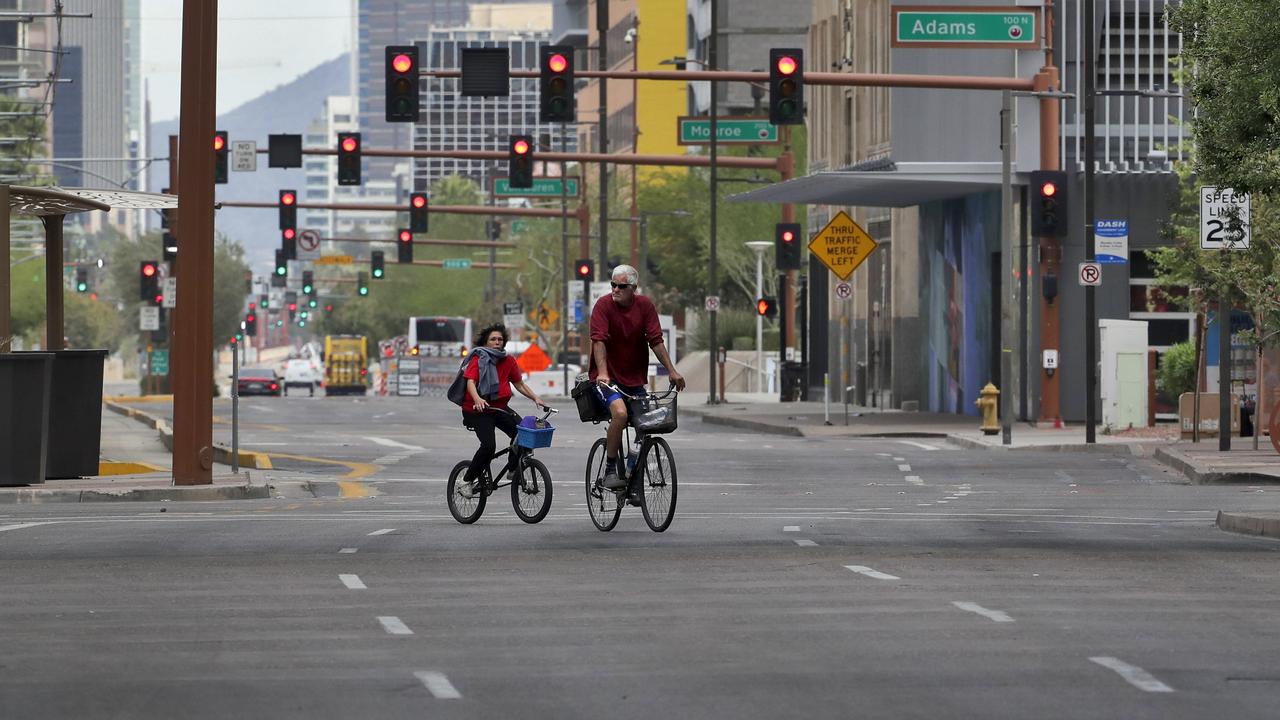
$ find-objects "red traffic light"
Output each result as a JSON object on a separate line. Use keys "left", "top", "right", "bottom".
{"left": 781, "top": 230, "right": 795, "bottom": 243}
{"left": 411, "top": 194, "right": 427, "bottom": 208}
{"left": 283, "top": 227, "right": 296, "bottom": 240}
{"left": 392, "top": 53, "right": 414, "bottom": 73}
{"left": 213, "top": 134, "right": 225, "bottom": 151}
{"left": 288, "top": 303, "right": 297, "bottom": 311}
{"left": 548, "top": 53, "right": 568, "bottom": 73}
{"left": 141, "top": 263, "right": 157, "bottom": 277}
{"left": 1041, "top": 182, "right": 1058, "bottom": 197}
{"left": 246, "top": 313, "right": 256, "bottom": 323}
{"left": 281, "top": 191, "right": 296, "bottom": 206}
{"left": 341, "top": 136, "right": 358, "bottom": 152}
{"left": 776, "top": 55, "right": 798, "bottom": 76}
{"left": 512, "top": 138, "right": 530, "bottom": 155}
{"left": 576, "top": 264, "right": 590, "bottom": 278}
{"left": 399, "top": 229, "right": 412, "bottom": 243}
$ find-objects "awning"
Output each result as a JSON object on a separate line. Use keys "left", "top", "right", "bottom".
{"left": 7, "top": 186, "right": 178, "bottom": 216}
{"left": 728, "top": 161, "right": 1025, "bottom": 208}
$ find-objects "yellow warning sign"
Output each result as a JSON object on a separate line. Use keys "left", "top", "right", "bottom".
{"left": 315, "top": 255, "right": 353, "bottom": 265}
{"left": 530, "top": 302, "right": 559, "bottom": 331}
{"left": 808, "top": 211, "right": 878, "bottom": 281}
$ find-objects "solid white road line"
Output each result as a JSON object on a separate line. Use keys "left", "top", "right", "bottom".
{"left": 339, "top": 548, "right": 358, "bottom": 553}
{"left": 783, "top": 526, "right": 800, "bottom": 532}
{"left": 378, "top": 616, "right": 414, "bottom": 635}
{"left": 905, "top": 476, "right": 923, "bottom": 486}
{"left": 1089, "top": 657, "right": 1175, "bottom": 693}
{"left": 0, "top": 522, "right": 52, "bottom": 533}
{"left": 898, "top": 440, "right": 939, "bottom": 451}
{"left": 898, "top": 464, "right": 912, "bottom": 472}
{"left": 339, "top": 574, "right": 367, "bottom": 590}
{"left": 844, "top": 565, "right": 900, "bottom": 580}
{"left": 414, "top": 671, "right": 462, "bottom": 699}
{"left": 794, "top": 539, "right": 818, "bottom": 547}
{"left": 365, "top": 436, "right": 426, "bottom": 450}
{"left": 367, "top": 528, "right": 396, "bottom": 536}
{"left": 952, "top": 601, "right": 1015, "bottom": 623}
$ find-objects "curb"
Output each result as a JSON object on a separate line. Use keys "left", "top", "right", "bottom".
{"left": 1216, "top": 511, "right": 1280, "bottom": 540}
{"left": 695, "top": 413, "right": 804, "bottom": 437}
{"left": 0, "top": 484, "right": 272, "bottom": 504}
{"left": 946, "top": 434, "right": 1142, "bottom": 454}
{"left": 105, "top": 399, "right": 273, "bottom": 470}
{"left": 1152, "top": 446, "right": 1280, "bottom": 484}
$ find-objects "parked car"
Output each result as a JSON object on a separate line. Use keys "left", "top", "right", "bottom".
{"left": 237, "top": 367, "right": 283, "bottom": 397}
{"left": 283, "top": 358, "right": 322, "bottom": 396}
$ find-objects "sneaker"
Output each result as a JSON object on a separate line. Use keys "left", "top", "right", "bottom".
{"left": 603, "top": 465, "right": 625, "bottom": 490}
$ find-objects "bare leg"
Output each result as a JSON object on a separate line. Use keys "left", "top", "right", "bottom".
{"left": 605, "top": 397, "right": 628, "bottom": 462}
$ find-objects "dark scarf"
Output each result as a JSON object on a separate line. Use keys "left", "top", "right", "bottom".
{"left": 471, "top": 346, "right": 508, "bottom": 399}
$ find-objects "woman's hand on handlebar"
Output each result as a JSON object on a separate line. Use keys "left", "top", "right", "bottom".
{"left": 473, "top": 397, "right": 490, "bottom": 412}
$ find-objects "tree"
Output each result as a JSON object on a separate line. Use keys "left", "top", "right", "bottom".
{"left": 1169, "top": 1, "right": 1280, "bottom": 194}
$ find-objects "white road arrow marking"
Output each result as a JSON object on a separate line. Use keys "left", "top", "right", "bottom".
{"left": 1089, "top": 657, "right": 1174, "bottom": 693}
{"left": 952, "top": 601, "right": 1015, "bottom": 623}
{"left": 414, "top": 671, "right": 462, "bottom": 699}
{"left": 844, "top": 565, "right": 900, "bottom": 580}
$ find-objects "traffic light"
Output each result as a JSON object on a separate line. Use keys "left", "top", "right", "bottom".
{"left": 75, "top": 267, "right": 88, "bottom": 293}
{"left": 337, "top": 132, "right": 361, "bottom": 186}
{"left": 213, "top": 131, "right": 229, "bottom": 184}
{"left": 371, "top": 250, "right": 385, "bottom": 279}
{"left": 776, "top": 222, "right": 802, "bottom": 270}
{"left": 768, "top": 48, "right": 804, "bottom": 125}
{"left": 260, "top": 294, "right": 269, "bottom": 310}
{"left": 756, "top": 297, "right": 777, "bottom": 319}
{"left": 282, "top": 229, "right": 297, "bottom": 260}
{"left": 1030, "top": 170, "right": 1068, "bottom": 237}
{"left": 358, "top": 271, "right": 369, "bottom": 297}
{"left": 245, "top": 311, "right": 257, "bottom": 337}
{"left": 308, "top": 297, "right": 318, "bottom": 309}
{"left": 486, "top": 220, "right": 501, "bottom": 242}
{"left": 162, "top": 227, "right": 177, "bottom": 262}
{"left": 575, "top": 258, "right": 593, "bottom": 282}
{"left": 397, "top": 228, "right": 413, "bottom": 263}
{"left": 539, "top": 45, "right": 575, "bottom": 123}
{"left": 409, "top": 192, "right": 429, "bottom": 233}
{"left": 509, "top": 135, "right": 533, "bottom": 189}
{"left": 278, "top": 189, "right": 297, "bottom": 229}
{"left": 385, "top": 45, "right": 419, "bottom": 122}
{"left": 139, "top": 260, "right": 160, "bottom": 302}
{"left": 274, "top": 249, "right": 288, "bottom": 278}
{"left": 302, "top": 270, "right": 314, "bottom": 296}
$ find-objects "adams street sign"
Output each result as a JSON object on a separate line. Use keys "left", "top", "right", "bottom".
{"left": 892, "top": 6, "right": 1041, "bottom": 49}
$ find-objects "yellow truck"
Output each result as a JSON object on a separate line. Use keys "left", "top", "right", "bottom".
{"left": 323, "top": 335, "right": 369, "bottom": 396}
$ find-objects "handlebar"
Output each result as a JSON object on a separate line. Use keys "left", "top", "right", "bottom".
{"left": 598, "top": 381, "right": 680, "bottom": 401}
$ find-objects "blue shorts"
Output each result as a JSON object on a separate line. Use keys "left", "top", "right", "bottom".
{"left": 595, "top": 383, "right": 646, "bottom": 411}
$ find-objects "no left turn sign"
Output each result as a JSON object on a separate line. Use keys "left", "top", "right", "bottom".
{"left": 1078, "top": 262, "right": 1102, "bottom": 287}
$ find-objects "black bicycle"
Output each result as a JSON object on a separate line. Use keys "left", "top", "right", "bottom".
{"left": 447, "top": 405, "right": 557, "bottom": 524}
{"left": 585, "top": 384, "right": 679, "bottom": 532}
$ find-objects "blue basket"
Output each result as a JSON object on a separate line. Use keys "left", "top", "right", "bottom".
{"left": 516, "top": 424, "right": 555, "bottom": 449}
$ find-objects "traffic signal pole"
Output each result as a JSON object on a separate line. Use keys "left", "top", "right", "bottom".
{"left": 41, "top": 215, "right": 64, "bottom": 350}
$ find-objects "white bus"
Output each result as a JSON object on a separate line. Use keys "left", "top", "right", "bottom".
{"left": 407, "top": 316, "right": 473, "bottom": 391}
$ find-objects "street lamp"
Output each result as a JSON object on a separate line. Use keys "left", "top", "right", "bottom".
{"left": 746, "top": 241, "right": 772, "bottom": 393}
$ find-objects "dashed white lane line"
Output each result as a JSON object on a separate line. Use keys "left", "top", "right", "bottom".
{"left": 365, "top": 436, "right": 425, "bottom": 450}
{"left": 952, "top": 601, "right": 1015, "bottom": 623}
{"left": 414, "top": 671, "right": 462, "bottom": 699}
{"left": 898, "top": 464, "right": 912, "bottom": 472}
{"left": 367, "top": 528, "right": 396, "bottom": 536}
{"left": 339, "top": 574, "right": 367, "bottom": 590}
{"left": 784, "top": 526, "right": 800, "bottom": 532}
{"left": 905, "top": 476, "right": 923, "bottom": 486}
{"left": 339, "top": 548, "right": 358, "bottom": 554}
{"left": 898, "top": 440, "right": 939, "bottom": 451}
{"left": 794, "top": 539, "right": 818, "bottom": 547}
{"left": 1089, "top": 657, "right": 1174, "bottom": 693}
{"left": 893, "top": 456, "right": 906, "bottom": 462}
{"left": 844, "top": 565, "right": 900, "bottom": 580}
{"left": 0, "top": 522, "right": 53, "bottom": 533}
{"left": 378, "top": 616, "right": 414, "bottom": 635}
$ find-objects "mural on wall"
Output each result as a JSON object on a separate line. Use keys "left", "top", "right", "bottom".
{"left": 919, "top": 192, "right": 999, "bottom": 414}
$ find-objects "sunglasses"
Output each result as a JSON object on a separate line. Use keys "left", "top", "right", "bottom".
{"left": 610, "top": 282, "right": 633, "bottom": 289}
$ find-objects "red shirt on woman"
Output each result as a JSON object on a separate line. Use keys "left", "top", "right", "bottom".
{"left": 461, "top": 353, "right": 522, "bottom": 413}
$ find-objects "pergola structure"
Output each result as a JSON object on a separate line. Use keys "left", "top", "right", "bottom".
{"left": 0, "top": 186, "right": 178, "bottom": 353}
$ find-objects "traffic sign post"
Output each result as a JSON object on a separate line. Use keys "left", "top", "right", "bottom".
{"left": 442, "top": 258, "right": 472, "bottom": 269}
{"left": 139, "top": 306, "right": 160, "bottom": 331}
{"left": 834, "top": 281, "right": 852, "bottom": 299}
{"left": 493, "top": 177, "right": 579, "bottom": 198}
{"left": 503, "top": 301, "right": 525, "bottom": 330}
{"left": 1200, "top": 187, "right": 1250, "bottom": 250}
{"left": 150, "top": 349, "right": 169, "bottom": 376}
{"left": 808, "top": 211, "right": 879, "bottom": 281}
{"left": 1078, "top": 262, "right": 1102, "bottom": 286}
{"left": 704, "top": 296, "right": 720, "bottom": 313}
{"left": 231, "top": 140, "right": 257, "bottom": 172}
{"left": 677, "top": 116, "right": 779, "bottom": 145}
{"left": 297, "top": 229, "right": 321, "bottom": 261}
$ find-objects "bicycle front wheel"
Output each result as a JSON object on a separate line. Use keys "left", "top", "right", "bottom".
{"left": 638, "top": 437, "right": 677, "bottom": 532}
{"left": 446, "top": 460, "right": 486, "bottom": 524}
{"left": 511, "top": 456, "right": 553, "bottom": 523}
{"left": 585, "top": 438, "right": 621, "bottom": 531}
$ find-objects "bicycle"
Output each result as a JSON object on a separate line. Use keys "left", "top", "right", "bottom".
{"left": 584, "top": 384, "right": 679, "bottom": 533}
{"left": 447, "top": 405, "right": 558, "bottom": 525}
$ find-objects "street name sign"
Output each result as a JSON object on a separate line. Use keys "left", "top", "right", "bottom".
{"left": 1200, "top": 186, "right": 1250, "bottom": 250}
{"left": 315, "top": 255, "right": 353, "bottom": 265}
{"left": 809, "top": 211, "right": 878, "bottom": 281}
{"left": 150, "top": 349, "right": 169, "bottom": 376}
{"left": 493, "top": 177, "right": 580, "bottom": 198}
{"left": 231, "top": 140, "right": 257, "bottom": 172}
{"left": 442, "top": 258, "right": 472, "bottom": 269}
{"left": 891, "top": 6, "right": 1041, "bottom": 49}
{"left": 677, "top": 116, "right": 779, "bottom": 145}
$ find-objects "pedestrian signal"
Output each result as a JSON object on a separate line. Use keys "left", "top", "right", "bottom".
{"left": 756, "top": 297, "right": 777, "bottom": 318}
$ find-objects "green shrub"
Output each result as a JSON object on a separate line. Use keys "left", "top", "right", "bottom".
{"left": 1157, "top": 340, "right": 1197, "bottom": 399}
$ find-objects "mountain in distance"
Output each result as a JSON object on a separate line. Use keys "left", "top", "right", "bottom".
{"left": 149, "top": 53, "right": 351, "bottom": 272}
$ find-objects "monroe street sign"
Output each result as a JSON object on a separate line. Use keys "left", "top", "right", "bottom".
{"left": 892, "top": 6, "right": 1041, "bottom": 49}
{"left": 677, "top": 117, "right": 779, "bottom": 145}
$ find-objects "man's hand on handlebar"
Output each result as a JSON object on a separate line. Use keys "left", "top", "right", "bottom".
{"left": 669, "top": 370, "right": 686, "bottom": 392}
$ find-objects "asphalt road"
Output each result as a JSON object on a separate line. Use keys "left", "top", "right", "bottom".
{"left": 5, "top": 396, "right": 1280, "bottom": 718}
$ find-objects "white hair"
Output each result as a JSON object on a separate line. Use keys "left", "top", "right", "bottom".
{"left": 611, "top": 264, "right": 639, "bottom": 285}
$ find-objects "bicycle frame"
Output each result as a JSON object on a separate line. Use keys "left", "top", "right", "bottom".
{"left": 471, "top": 405, "right": 557, "bottom": 492}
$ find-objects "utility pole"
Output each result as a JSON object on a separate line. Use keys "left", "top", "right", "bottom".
{"left": 1084, "top": 0, "right": 1098, "bottom": 443}
{"left": 597, "top": 0, "right": 609, "bottom": 281}
{"left": 707, "top": 0, "right": 719, "bottom": 405}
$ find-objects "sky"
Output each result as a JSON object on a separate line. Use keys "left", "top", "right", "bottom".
{"left": 140, "top": 0, "right": 353, "bottom": 121}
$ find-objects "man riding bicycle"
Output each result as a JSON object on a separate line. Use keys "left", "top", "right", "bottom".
{"left": 590, "top": 264, "right": 686, "bottom": 491}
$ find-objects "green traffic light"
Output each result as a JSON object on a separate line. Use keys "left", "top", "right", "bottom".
{"left": 372, "top": 269, "right": 383, "bottom": 278}
{"left": 359, "top": 286, "right": 368, "bottom": 296}
{"left": 275, "top": 320, "right": 283, "bottom": 327}
{"left": 308, "top": 299, "right": 317, "bottom": 308}
{"left": 276, "top": 266, "right": 286, "bottom": 276}
{"left": 76, "top": 282, "right": 87, "bottom": 292}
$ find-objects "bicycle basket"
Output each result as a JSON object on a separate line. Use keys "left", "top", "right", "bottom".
{"left": 516, "top": 424, "right": 555, "bottom": 449}
{"left": 627, "top": 391, "right": 678, "bottom": 434}
{"left": 572, "top": 378, "right": 610, "bottom": 423}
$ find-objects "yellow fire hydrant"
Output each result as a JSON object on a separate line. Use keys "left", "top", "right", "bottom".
{"left": 975, "top": 382, "right": 1000, "bottom": 435}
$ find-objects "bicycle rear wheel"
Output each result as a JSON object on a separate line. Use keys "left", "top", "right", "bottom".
{"left": 585, "top": 438, "right": 621, "bottom": 531}
{"left": 511, "top": 456, "right": 553, "bottom": 523}
{"left": 446, "top": 460, "right": 486, "bottom": 524}
{"left": 638, "top": 437, "right": 677, "bottom": 532}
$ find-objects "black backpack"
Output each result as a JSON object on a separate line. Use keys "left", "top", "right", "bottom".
{"left": 446, "top": 355, "right": 471, "bottom": 406}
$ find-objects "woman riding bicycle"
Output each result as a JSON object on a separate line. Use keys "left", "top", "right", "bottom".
{"left": 460, "top": 323, "right": 548, "bottom": 495}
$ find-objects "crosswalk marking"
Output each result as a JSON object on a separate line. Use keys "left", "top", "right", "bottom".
{"left": 844, "top": 565, "right": 900, "bottom": 580}
{"left": 414, "top": 671, "right": 462, "bottom": 699}
{"left": 1089, "top": 657, "right": 1174, "bottom": 693}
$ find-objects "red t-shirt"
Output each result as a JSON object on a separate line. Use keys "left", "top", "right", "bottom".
{"left": 588, "top": 294, "right": 663, "bottom": 387}
{"left": 461, "top": 353, "right": 522, "bottom": 413}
